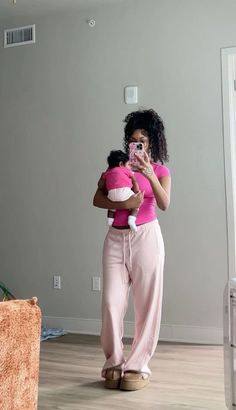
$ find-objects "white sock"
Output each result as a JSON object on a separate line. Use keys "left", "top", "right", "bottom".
{"left": 107, "top": 217, "right": 114, "bottom": 226}
{"left": 128, "top": 215, "right": 137, "bottom": 232}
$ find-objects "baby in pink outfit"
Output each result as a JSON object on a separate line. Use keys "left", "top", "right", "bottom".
{"left": 101, "top": 150, "right": 139, "bottom": 232}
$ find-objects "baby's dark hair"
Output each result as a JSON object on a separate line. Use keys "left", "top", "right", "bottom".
{"left": 123, "top": 108, "right": 169, "bottom": 164}
{"left": 107, "top": 150, "right": 129, "bottom": 168}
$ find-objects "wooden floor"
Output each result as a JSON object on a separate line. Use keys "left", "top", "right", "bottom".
{"left": 38, "top": 334, "right": 227, "bottom": 410}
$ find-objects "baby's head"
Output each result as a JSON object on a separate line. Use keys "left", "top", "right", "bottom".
{"left": 107, "top": 150, "right": 130, "bottom": 169}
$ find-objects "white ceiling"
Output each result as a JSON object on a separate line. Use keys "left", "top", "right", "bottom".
{"left": 0, "top": 0, "right": 126, "bottom": 19}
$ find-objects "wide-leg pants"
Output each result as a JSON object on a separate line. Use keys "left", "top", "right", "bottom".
{"left": 101, "top": 219, "right": 165, "bottom": 377}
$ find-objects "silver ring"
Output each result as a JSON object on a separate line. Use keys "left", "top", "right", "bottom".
{"left": 143, "top": 166, "right": 152, "bottom": 175}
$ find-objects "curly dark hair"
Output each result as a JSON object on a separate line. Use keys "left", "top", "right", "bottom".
{"left": 123, "top": 109, "right": 169, "bottom": 164}
{"left": 107, "top": 150, "right": 129, "bottom": 168}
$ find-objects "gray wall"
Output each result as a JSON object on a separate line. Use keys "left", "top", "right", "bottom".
{"left": 0, "top": 0, "right": 234, "bottom": 339}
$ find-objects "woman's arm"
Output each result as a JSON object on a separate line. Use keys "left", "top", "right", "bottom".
{"left": 148, "top": 175, "right": 171, "bottom": 211}
{"left": 135, "top": 152, "right": 171, "bottom": 211}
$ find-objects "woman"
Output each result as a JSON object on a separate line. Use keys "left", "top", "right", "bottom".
{"left": 93, "top": 109, "right": 171, "bottom": 391}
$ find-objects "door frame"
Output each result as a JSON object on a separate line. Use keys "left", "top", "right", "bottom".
{"left": 221, "top": 46, "right": 236, "bottom": 280}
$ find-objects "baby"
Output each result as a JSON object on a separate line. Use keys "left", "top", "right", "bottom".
{"left": 101, "top": 150, "right": 139, "bottom": 232}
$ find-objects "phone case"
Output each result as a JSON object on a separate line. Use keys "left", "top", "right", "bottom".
{"left": 129, "top": 142, "right": 145, "bottom": 170}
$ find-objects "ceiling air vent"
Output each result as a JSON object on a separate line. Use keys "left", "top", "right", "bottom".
{"left": 4, "top": 24, "right": 35, "bottom": 48}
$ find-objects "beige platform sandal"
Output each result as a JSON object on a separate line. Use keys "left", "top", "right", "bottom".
{"left": 104, "top": 368, "right": 122, "bottom": 389}
{"left": 120, "top": 371, "right": 149, "bottom": 391}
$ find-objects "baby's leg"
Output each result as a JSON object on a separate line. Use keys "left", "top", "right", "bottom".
{"left": 107, "top": 209, "right": 115, "bottom": 226}
{"left": 129, "top": 176, "right": 139, "bottom": 232}
{"left": 130, "top": 208, "right": 139, "bottom": 217}
{"left": 128, "top": 208, "right": 138, "bottom": 232}
{"left": 107, "top": 188, "right": 138, "bottom": 230}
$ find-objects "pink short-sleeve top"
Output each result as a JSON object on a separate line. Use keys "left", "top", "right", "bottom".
{"left": 112, "top": 163, "right": 170, "bottom": 226}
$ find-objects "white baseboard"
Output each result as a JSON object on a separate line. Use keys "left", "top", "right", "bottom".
{"left": 43, "top": 316, "right": 223, "bottom": 345}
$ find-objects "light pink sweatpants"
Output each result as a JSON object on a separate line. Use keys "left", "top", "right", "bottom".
{"left": 101, "top": 219, "right": 165, "bottom": 377}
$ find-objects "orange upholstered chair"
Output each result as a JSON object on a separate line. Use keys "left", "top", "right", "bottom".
{"left": 0, "top": 297, "right": 41, "bottom": 410}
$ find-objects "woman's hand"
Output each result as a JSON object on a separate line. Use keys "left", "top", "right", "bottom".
{"left": 134, "top": 151, "right": 155, "bottom": 179}
{"left": 131, "top": 174, "right": 140, "bottom": 194}
{"left": 126, "top": 191, "right": 144, "bottom": 209}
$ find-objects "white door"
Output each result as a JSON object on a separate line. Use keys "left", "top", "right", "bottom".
{"left": 221, "top": 48, "right": 236, "bottom": 280}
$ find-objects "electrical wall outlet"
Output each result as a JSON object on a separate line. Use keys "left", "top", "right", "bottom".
{"left": 92, "top": 276, "right": 101, "bottom": 291}
{"left": 53, "top": 275, "right": 61, "bottom": 289}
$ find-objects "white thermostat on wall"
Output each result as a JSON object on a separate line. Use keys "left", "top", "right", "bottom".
{"left": 124, "top": 86, "right": 138, "bottom": 104}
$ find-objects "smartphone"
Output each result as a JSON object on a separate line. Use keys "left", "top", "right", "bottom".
{"left": 129, "top": 142, "right": 145, "bottom": 171}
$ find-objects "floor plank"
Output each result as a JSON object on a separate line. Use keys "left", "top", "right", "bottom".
{"left": 38, "top": 334, "right": 227, "bottom": 410}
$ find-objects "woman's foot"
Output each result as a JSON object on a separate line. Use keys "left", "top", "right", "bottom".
{"left": 120, "top": 371, "right": 149, "bottom": 391}
{"left": 104, "top": 367, "right": 122, "bottom": 389}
